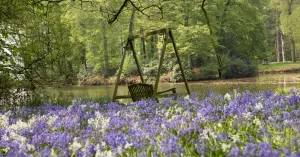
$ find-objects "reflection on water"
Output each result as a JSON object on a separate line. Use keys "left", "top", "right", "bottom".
{"left": 51, "top": 74, "right": 300, "bottom": 100}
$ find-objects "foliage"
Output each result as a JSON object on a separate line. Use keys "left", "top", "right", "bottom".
{"left": 223, "top": 58, "right": 258, "bottom": 78}
{"left": 141, "top": 59, "right": 171, "bottom": 82}
{"left": 122, "top": 55, "right": 139, "bottom": 77}
{"left": 1, "top": 90, "right": 300, "bottom": 156}
{"left": 268, "top": 0, "right": 300, "bottom": 62}
{"left": 195, "top": 63, "right": 219, "bottom": 80}
{"left": 171, "top": 65, "right": 194, "bottom": 82}
{"left": 2, "top": 0, "right": 300, "bottom": 104}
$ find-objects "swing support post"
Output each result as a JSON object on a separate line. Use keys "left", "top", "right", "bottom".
{"left": 169, "top": 29, "right": 190, "bottom": 95}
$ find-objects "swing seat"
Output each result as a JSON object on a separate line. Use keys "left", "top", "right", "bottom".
{"left": 128, "top": 83, "right": 176, "bottom": 102}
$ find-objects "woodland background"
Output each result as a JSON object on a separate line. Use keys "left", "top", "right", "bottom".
{"left": 1, "top": 0, "right": 300, "bottom": 98}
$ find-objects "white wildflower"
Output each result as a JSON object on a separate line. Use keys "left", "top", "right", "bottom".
{"left": 80, "top": 105, "right": 87, "bottom": 109}
{"left": 1, "top": 133, "right": 9, "bottom": 141}
{"left": 231, "top": 134, "right": 240, "bottom": 143}
{"left": 101, "top": 141, "right": 107, "bottom": 148}
{"left": 201, "top": 127, "right": 216, "bottom": 139}
{"left": 242, "top": 112, "right": 252, "bottom": 120}
{"left": 183, "top": 111, "right": 192, "bottom": 117}
{"left": 26, "top": 144, "right": 35, "bottom": 151}
{"left": 106, "top": 150, "right": 114, "bottom": 157}
{"left": 0, "top": 114, "right": 9, "bottom": 128}
{"left": 133, "top": 121, "right": 139, "bottom": 129}
{"left": 68, "top": 104, "right": 75, "bottom": 109}
{"left": 175, "top": 107, "right": 183, "bottom": 114}
{"left": 124, "top": 142, "right": 133, "bottom": 149}
{"left": 221, "top": 143, "right": 231, "bottom": 152}
{"left": 273, "top": 135, "right": 283, "bottom": 144}
{"left": 224, "top": 93, "right": 231, "bottom": 101}
{"left": 283, "top": 119, "right": 292, "bottom": 125}
{"left": 114, "top": 111, "right": 121, "bottom": 117}
{"left": 10, "top": 119, "right": 30, "bottom": 131}
{"left": 88, "top": 111, "right": 110, "bottom": 132}
{"left": 268, "top": 116, "right": 274, "bottom": 121}
{"left": 254, "top": 103, "right": 263, "bottom": 110}
{"left": 69, "top": 141, "right": 82, "bottom": 152}
{"left": 51, "top": 148, "right": 58, "bottom": 157}
{"left": 180, "top": 119, "right": 189, "bottom": 130}
{"left": 184, "top": 95, "right": 190, "bottom": 101}
{"left": 2, "top": 147, "right": 10, "bottom": 154}
{"left": 253, "top": 117, "right": 261, "bottom": 127}
{"left": 196, "top": 112, "right": 206, "bottom": 122}
{"left": 117, "top": 145, "right": 123, "bottom": 154}
{"left": 47, "top": 115, "right": 58, "bottom": 126}
{"left": 96, "top": 150, "right": 114, "bottom": 157}
{"left": 28, "top": 115, "right": 38, "bottom": 125}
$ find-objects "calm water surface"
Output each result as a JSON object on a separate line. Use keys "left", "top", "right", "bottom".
{"left": 52, "top": 74, "right": 300, "bottom": 100}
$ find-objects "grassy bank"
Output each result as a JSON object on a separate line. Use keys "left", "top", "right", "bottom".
{"left": 259, "top": 62, "right": 300, "bottom": 73}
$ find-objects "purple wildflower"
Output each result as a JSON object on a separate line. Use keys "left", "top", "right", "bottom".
{"left": 229, "top": 147, "right": 242, "bottom": 157}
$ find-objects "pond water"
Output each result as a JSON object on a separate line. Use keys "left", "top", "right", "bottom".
{"left": 51, "top": 74, "right": 300, "bottom": 101}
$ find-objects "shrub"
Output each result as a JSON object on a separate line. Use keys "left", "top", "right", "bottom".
{"left": 170, "top": 64, "right": 195, "bottom": 82}
{"left": 81, "top": 76, "right": 108, "bottom": 86}
{"left": 142, "top": 60, "right": 169, "bottom": 82}
{"left": 192, "top": 63, "right": 219, "bottom": 80}
{"left": 223, "top": 57, "right": 258, "bottom": 78}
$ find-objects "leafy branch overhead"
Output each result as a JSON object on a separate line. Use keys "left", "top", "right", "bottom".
{"left": 27, "top": 0, "right": 163, "bottom": 24}
{"left": 98, "top": 0, "right": 163, "bottom": 24}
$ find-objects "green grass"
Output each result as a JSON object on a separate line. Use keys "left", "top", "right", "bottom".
{"left": 258, "top": 62, "right": 300, "bottom": 71}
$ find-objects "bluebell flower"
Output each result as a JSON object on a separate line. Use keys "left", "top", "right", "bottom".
{"left": 229, "top": 147, "right": 242, "bottom": 157}
{"left": 0, "top": 129, "right": 4, "bottom": 140}
{"left": 85, "top": 142, "right": 96, "bottom": 156}
{"left": 195, "top": 140, "right": 208, "bottom": 155}
{"left": 244, "top": 143, "right": 257, "bottom": 156}
{"left": 160, "top": 133, "right": 184, "bottom": 156}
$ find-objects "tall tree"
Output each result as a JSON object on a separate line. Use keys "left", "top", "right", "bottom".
{"left": 271, "top": 0, "right": 300, "bottom": 62}
{"left": 281, "top": 29, "right": 286, "bottom": 62}
{"left": 276, "top": 29, "right": 281, "bottom": 62}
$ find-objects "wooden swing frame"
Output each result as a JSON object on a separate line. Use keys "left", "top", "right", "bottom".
{"left": 112, "top": 28, "right": 190, "bottom": 102}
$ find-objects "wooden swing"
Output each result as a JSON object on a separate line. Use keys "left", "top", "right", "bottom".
{"left": 112, "top": 28, "right": 190, "bottom": 102}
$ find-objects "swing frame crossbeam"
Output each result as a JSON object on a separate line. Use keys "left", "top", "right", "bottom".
{"left": 112, "top": 28, "right": 190, "bottom": 102}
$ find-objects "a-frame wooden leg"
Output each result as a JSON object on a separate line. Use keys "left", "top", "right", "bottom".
{"left": 129, "top": 39, "right": 145, "bottom": 83}
{"left": 169, "top": 29, "right": 191, "bottom": 95}
{"left": 112, "top": 42, "right": 128, "bottom": 102}
{"left": 153, "top": 29, "right": 169, "bottom": 98}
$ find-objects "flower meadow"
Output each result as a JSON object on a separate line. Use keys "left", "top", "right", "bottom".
{"left": 1, "top": 90, "right": 300, "bottom": 157}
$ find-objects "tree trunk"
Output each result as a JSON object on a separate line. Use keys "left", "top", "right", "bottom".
{"left": 281, "top": 29, "right": 286, "bottom": 62}
{"left": 150, "top": 36, "right": 155, "bottom": 58}
{"left": 276, "top": 30, "right": 281, "bottom": 62}
{"left": 79, "top": 42, "right": 87, "bottom": 71}
{"left": 140, "top": 27, "right": 146, "bottom": 59}
{"left": 287, "top": 0, "right": 295, "bottom": 62}
{"left": 290, "top": 38, "right": 296, "bottom": 62}
{"left": 183, "top": 0, "right": 190, "bottom": 27}
{"left": 102, "top": 22, "right": 109, "bottom": 77}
